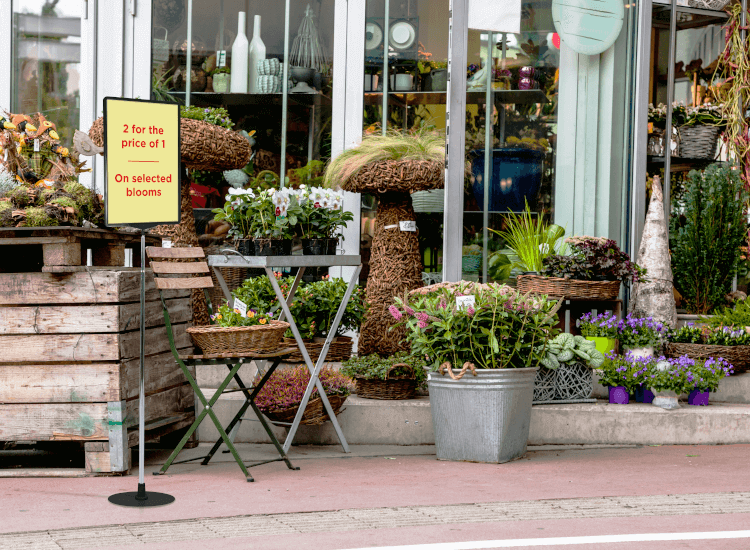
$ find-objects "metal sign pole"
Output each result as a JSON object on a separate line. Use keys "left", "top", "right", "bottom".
{"left": 109, "top": 231, "right": 175, "bottom": 507}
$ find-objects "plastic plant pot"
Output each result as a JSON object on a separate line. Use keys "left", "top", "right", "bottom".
{"left": 687, "top": 389, "right": 710, "bottom": 406}
{"left": 608, "top": 386, "right": 629, "bottom": 404}
{"left": 634, "top": 386, "right": 655, "bottom": 403}
{"left": 586, "top": 337, "right": 617, "bottom": 363}
{"left": 253, "top": 238, "right": 292, "bottom": 256}
{"left": 235, "top": 238, "right": 255, "bottom": 257}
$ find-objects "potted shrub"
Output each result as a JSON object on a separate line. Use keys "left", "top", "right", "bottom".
{"left": 292, "top": 185, "right": 353, "bottom": 255}
{"left": 341, "top": 352, "right": 426, "bottom": 400}
{"left": 328, "top": 129, "right": 444, "bottom": 356}
{"left": 666, "top": 322, "right": 750, "bottom": 374}
{"left": 523, "top": 236, "right": 647, "bottom": 300}
{"left": 670, "top": 163, "right": 748, "bottom": 316}
{"left": 536, "top": 333, "right": 605, "bottom": 402}
{"left": 391, "top": 281, "right": 561, "bottom": 463}
{"left": 617, "top": 313, "right": 665, "bottom": 357}
{"left": 255, "top": 366, "right": 353, "bottom": 425}
{"left": 579, "top": 311, "right": 619, "bottom": 360}
{"left": 211, "top": 66, "right": 231, "bottom": 93}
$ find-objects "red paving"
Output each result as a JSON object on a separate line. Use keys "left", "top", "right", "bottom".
{"left": 1, "top": 443, "right": 749, "bottom": 538}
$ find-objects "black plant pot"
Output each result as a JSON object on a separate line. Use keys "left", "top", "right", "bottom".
{"left": 302, "top": 238, "right": 328, "bottom": 256}
{"left": 325, "top": 238, "right": 339, "bottom": 255}
{"left": 253, "top": 238, "right": 292, "bottom": 256}
{"left": 235, "top": 239, "right": 255, "bottom": 257}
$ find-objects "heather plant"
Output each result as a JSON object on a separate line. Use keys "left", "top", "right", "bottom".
{"left": 670, "top": 163, "right": 748, "bottom": 314}
{"left": 390, "top": 282, "right": 561, "bottom": 370}
{"left": 254, "top": 366, "right": 353, "bottom": 414}
{"left": 578, "top": 311, "right": 619, "bottom": 339}
{"left": 617, "top": 314, "right": 666, "bottom": 348}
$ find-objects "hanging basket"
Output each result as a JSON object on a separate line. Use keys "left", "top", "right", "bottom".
{"left": 355, "top": 363, "right": 418, "bottom": 400}
{"left": 411, "top": 189, "right": 445, "bottom": 213}
{"left": 517, "top": 274, "right": 621, "bottom": 300}
{"left": 187, "top": 320, "right": 289, "bottom": 354}
{"left": 677, "top": 125, "right": 721, "bottom": 159}
{"left": 263, "top": 395, "right": 347, "bottom": 425}
{"left": 666, "top": 343, "right": 750, "bottom": 374}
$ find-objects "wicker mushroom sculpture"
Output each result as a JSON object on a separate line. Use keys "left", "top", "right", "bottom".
{"left": 330, "top": 132, "right": 445, "bottom": 356}
{"left": 88, "top": 116, "right": 251, "bottom": 326}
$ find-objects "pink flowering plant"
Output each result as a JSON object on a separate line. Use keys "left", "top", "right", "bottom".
{"left": 254, "top": 366, "right": 354, "bottom": 414}
{"left": 390, "top": 282, "right": 561, "bottom": 370}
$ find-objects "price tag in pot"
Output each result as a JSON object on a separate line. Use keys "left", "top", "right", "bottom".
{"left": 399, "top": 220, "right": 416, "bottom": 232}
{"left": 162, "top": 239, "right": 172, "bottom": 248}
{"left": 456, "top": 295, "right": 475, "bottom": 311}
{"left": 233, "top": 297, "right": 248, "bottom": 317}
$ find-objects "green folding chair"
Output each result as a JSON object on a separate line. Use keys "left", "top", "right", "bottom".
{"left": 146, "top": 246, "right": 299, "bottom": 482}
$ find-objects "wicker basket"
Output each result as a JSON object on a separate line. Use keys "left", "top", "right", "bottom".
{"left": 355, "top": 363, "right": 418, "bottom": 400}
{"left": 677, "top": 125, "right": 721, "bottom": 159}
{"left": 517, "top": 274, "right": 621, "bottom": 300}
{"left": 187, "top": 320, "right": 289, "bottom": 354}
{"left": 263, "top": 394, "right": 347, "bottom": 425}
{"left": 687, "top": 0, "right": 729, "bottom": 9}
{"left": 554, "top": 362, "right": 593, "bottom": 400}
{"left": 666, "top": 342, "right": 750, "bottom": 374}
{"left": 282, "top": 336, "right": 354, "bottom": 363}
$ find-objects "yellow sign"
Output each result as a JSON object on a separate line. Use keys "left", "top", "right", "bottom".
{"left": 104, "top": 97, "right": 180, "bottom": 227}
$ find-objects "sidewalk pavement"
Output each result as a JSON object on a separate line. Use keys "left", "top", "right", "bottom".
{"left": 1, "top": 443, "right": 749, "bottom": 549}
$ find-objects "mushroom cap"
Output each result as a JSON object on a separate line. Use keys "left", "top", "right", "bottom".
{"left": 88, "top": 117, "right": 251, "bottom": 171}
{"left": 341, "top": 159, "right": 444, "bottom": 194}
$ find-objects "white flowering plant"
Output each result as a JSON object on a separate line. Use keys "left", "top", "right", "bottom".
{"left": 211, "top": 187, "right": 257, "bottom": 239}
{"left": 292, "top": 185, "right": 353, "bottom": 240}
{"left": 212, "top": 187, "right": 302, "bottom": 239}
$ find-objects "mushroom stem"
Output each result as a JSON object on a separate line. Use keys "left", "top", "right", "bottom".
{"left": 358, "top": 191, "right": 424, "bottom": 356}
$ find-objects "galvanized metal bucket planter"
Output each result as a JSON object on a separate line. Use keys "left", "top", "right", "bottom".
{"left": 427, "top": 367, "right": 537, "bottom": 463}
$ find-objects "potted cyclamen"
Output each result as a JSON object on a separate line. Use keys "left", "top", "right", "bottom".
{"left": 293, "top": 185, "right": 353, "bottom": 255}
{"left": 213, "top": 187, "right": 257, "bottom": 255}
{"left": 392, "top": 281, "right": 561, "bottom": 463}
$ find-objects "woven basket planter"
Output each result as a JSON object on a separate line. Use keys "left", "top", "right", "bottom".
{"left": 187, "top": 320, "right": 289, "bottom": 354}
{"left": 517, "top": 274, "right": 621, "bottom": 300}
{"left": 533, "top": 367, "right": 557, "bottom": 402}
{"left": 88, "top": 117, "right": 251, "bottom": 171}
{"left": 411, "top": 189, "right": 444, "bottom": 213}
{"left": 263, "top": 395, "right": 347, "bottom": 426}
{"left": 677, "top": 125, "right": 720, "bottom": 159}
{"left": 687, "top": 0, "right": 729, "bottom": 9}
{"left": 281, "top": 336, "right": 354, "bottom": 363}
{"left": 666, "top": 343, "right": 750, "bottom": 374}
{"left": 355, "top": 363, "right": 418, "bottom": 400}
{"left": 554, "top": 362, "right": 593, "bottom": 400}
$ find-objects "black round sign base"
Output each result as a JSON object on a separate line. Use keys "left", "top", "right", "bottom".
{"left": 109, "top": 484, "right": 175, "bottom": 507}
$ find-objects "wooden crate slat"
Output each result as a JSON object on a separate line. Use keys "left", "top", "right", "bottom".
{"left": 151, "top": 261, "right": 209, "bottom": 274}
{"left": 126, "top": 412, "right": 194, "bottom": 448}
{"left": 0, "top": 403, "right": 108, "bottom": 440}
{"left": 0, "top": 364, "right": 120, "bottom": 403}
{"left": 154, "top": 276, "right": 213, "bottom": 290}
{"left": 120, "top": 347, "right": 194, "bottom": 401}
{"left": 124, "top": 383, "right": 194, "bottom": 428}
{"left": 118, "top": 322, "right": 191, "bottom": 360}
{"left": 146, "top": 246, "right": 205, "bottom": 259}
{"left": 85, "top": 450, "right": 112, "bottom": 474}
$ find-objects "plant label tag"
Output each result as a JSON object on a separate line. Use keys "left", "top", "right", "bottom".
{"left": 234, "top": 297, "right": 248, "bottom": 317}
{"left": 217, "top": 51, "right": 227, "bottom": 67}
{"left": 33, "top": 139, "right": 40, "bottom": 152}
{"left": 399, "top": 220, "right": 416, "bottom": 232}
{"left": 456, "top": 295, "right": 476, "bottom": 311}
{"left": 162, "top": 239, "right": 172, "bottom": 248}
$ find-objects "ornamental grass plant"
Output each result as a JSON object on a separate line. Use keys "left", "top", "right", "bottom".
{"left": 254, "top": 366, "right": 353, "bottom": 414}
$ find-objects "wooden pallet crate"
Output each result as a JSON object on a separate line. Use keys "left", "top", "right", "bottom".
{"left": 0, "top": 268, "right": 196, "bottom": 476}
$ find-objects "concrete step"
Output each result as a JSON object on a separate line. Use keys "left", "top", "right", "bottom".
{"left": 196, "top": 390, "right": 750, "bottom": 447}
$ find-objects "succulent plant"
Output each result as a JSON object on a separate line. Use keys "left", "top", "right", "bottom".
{"left": 541, "top": 333, "right": 605, "bottom": 370}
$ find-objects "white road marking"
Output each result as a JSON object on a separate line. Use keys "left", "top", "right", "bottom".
{"left": 345, "top": 530, "right": 750, "bottom": 549}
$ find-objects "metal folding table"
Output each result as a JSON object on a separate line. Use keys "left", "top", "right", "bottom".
{"left": 208, "top": 253, "right": 362, "bottom": 453}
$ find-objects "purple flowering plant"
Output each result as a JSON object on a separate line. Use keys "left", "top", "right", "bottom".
{"left": 579, "top": 311, "right": 619, "bottom": 339}
{"left": 391, "top": 282, "right": 561, "bottom": 370}
{"left": 598, "top": 351, "right": 658, "bottom": 391}
{"left": 254, "top": 366, "right": 353, "bottom": 414}
{"left": 617, "top": 313, "right": 665, "bottom": 348}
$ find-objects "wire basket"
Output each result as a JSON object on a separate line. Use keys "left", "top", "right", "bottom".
{"left": 187, "top": 320, "right": 289, "bottom": 354}
{"left": 533, "top": 367, "right": 557, "bottom": 402}
{"left": 289, "top": 5, "right": 328, "bottom": 72}
{"left": 421, "top": 271, "right": 443, "bottom": 285}
{"left": 554, "top": 362, "right": 594, "bottom": 400}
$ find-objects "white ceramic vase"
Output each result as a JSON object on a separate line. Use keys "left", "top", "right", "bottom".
{"left": 248, "top": 15, "right": 266, "bottom": 93}
{"left": 230, "top": 12, "right": 248, "bottom": 93}
{"left": 623, "top": 346, "right": 654, "bottom": 359}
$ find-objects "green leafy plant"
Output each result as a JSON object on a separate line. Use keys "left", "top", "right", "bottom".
{"left": 180, "top": 105, "right": 234, "bottom": 129}
{"left": 488, "top": 202, "right": 565, "bottom": 273}
{"left": 670, "top": 163, "right": 748, "bottom": 314}
{"left": 152, "top": 68, "right": 179, "bottom": 103}
{"left": 324, "top": 128, "right": 445, "bottom": 189}
{"left": 540, "top": 333, "right": 605, "bottom": 370}
{"left": 341, "top": 352, "right": 426, "bottom": 383}
{"left": 211, "top": 66, "right": 231, "bottom": 75}
{"left": 667, "top": 323, "right": 704, "bottom": 344}
{"left": 704, "top": 326, "right": 750, "bottom": 346}
{"left": 391, "top": 282, "right": 561, "bottom": 370}
{"left": 705, "top": 298, "right": 750, "bottom": 329}
{"left": 543, "top": 237, "right": 647, "bottom": 284}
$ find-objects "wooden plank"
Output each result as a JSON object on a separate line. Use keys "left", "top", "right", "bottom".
{"left": 85, "top": 451, "right": 112, "bottom": 473}
{"left": 0, "top": 270, "right": 189, "bottom": 306}
{"left": 154, "top": 276, "right": 213, "bottom": 290}
{"left": 120, "top": 347, "right": 194, "bottom": 401}
{"left": 0, "top": 237, "right": 74, "bottom": 245}
{"left": 42, "top": 243, "right": 82, "bottom": 266}
{"left": 146, "top": 246, "right": 204, "bottom": 259}
{"left": 0, "top": 363, "right": 120, "bottom": 403}
{"left": 0, "top": 227, "right": 160, "bottom": 244}
{"left": 0, "top": 468, "right": 91, "bottom": 478}
{"left": 0, "top": 297, "right": 191, "bottom": 334}
{"left": 0, "top": 403, "right": 108, "bottom": 440}
{"left": 126, "top": 412, "right": 194, "bottom": 448}
{"left": 85, "top": 441, "right": 107, "bottom": 451}
{"left": 125, "top": 383, "right": 194, "bottom": 429}
{"left": 0, "top": 323, "right": 190, "bottom": 362}
{"left": 92, "top": 244, "right": 125, "bottom": 267}
{"left": 106, "top": 400, "right": 129, "bottom": 472}
{"left": 151, "top": 261, "right": 209, "bottom": 274}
